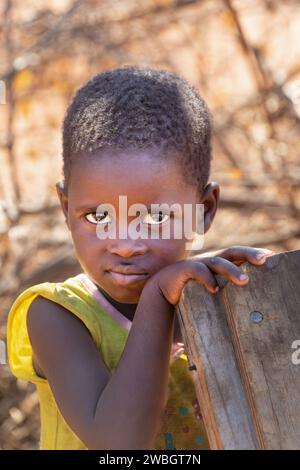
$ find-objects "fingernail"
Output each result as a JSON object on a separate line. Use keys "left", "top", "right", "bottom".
{"left": 239, "top": 274, "right": 249, "bottom": 281}
{"left": 256, "top": 252, "right": 266, "bottom": 260}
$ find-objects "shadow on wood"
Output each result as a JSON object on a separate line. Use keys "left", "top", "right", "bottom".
{"left": 176, "top": 248, "right": 300, "bottom": 449}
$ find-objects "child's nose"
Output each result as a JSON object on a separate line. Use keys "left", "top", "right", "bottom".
{"left": 107, "top": 239, "right": 148, "bottom": 258}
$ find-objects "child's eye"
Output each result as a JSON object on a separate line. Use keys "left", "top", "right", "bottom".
{"left": 141, "top": 211, "right": 169, "bottom": 225}
{"left": 85, "top": 211, "right": 112, "bottom": 225}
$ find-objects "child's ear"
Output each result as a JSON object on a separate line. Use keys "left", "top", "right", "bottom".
{"left": 56, "top": 181, "right": 70, "bottom": 230}
{"left": 200, "top": 181, "right": 220, "bottom": 233}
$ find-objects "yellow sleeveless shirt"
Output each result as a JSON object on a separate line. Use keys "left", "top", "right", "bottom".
{"left": 7, "top": 273, "right": 209, "bottom": 450}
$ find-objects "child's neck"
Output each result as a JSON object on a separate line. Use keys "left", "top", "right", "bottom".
{"left": 97, "top": 286, "right": 137, "bottom": 322}
{"left": 97, "top": 285, "right": 183, "bottom": 344}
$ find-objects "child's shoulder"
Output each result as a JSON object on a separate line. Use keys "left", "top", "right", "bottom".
{"left": 7, "top": 273, "right": 102, "bottom": 364}
{"left": 26, "top": 292, "right": 87, "bottom": 337}
{"left": 26, "top": 293, "right": 80, "bottom": 333}
{"left": 8, "top": 273, "right": 91, "bottom": 320}
{"left": 27, "top": 293, "right": 92, "bottom": 380}
{"left": 6, "top": 275, "right": 98, "bottom": 384}
{"left": 27, "top": 295, "right": 62, "bottom": 379}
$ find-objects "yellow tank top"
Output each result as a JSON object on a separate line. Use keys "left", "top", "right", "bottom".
{"left": 7, "top": 273, "right": 209, "bottom": 450}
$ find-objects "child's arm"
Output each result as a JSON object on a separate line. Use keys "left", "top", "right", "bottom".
{"left": 27, "top": 280, "right": 175, "bottom": 450}
{"left": 27, "top": 247, "right": 273, "bottom": 449}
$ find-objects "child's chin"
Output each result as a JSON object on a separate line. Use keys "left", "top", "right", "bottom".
{"left": 124, "top": 286, "right": 147, "bottom": 302}
{"left": 112, "top": 288, "right": 142, "bottom": 304}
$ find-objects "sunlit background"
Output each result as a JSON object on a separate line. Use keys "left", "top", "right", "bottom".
{"left": 1, "top": 0, "right": 300, "bottom": 449}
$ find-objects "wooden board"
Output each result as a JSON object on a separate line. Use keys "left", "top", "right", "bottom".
{"left": 176, "top": 248, "right": 300, "bottom": 449}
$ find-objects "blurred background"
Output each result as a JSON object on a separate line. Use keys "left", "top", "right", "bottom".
{"left": 0, "top": 0, "right": 300, "bottom": 450}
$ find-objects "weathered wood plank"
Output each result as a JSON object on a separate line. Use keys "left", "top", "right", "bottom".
{"left": 176, "top": 280, "right": 258, "bottom": 449}
{"left": 176, "top": 248, "right": 300, "bottom": 449}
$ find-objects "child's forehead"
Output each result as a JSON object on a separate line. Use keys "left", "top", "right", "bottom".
{"left": 70, "top": 148, "right": 184, "bottom": 188}
{"left": 68, "top": 149, "right": 196, "bottom": 205}
{"left": 84, "top": 147, "right": 172, "bottom": 170}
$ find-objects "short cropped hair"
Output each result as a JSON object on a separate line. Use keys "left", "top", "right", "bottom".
{"left": 62, "top": 65, "right": 212, "bottom": 196}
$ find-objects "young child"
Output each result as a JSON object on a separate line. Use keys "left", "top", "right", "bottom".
{"left": 7, "top": 66, "right": 274, "bottom": 450}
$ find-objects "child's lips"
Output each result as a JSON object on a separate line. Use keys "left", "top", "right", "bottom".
{"left": 107, "top": 270, "right": 150, "bottom": 287}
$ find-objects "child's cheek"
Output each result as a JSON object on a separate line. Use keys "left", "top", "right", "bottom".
{"left": 69, "top": 220, "right": 101, "bottom": 254}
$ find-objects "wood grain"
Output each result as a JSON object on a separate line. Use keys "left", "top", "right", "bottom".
{"left": 176, "top": 248, "right": 300, "bottom": 449}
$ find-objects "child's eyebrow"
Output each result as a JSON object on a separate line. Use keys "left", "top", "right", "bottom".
{"left": 74, "top": 203, "right": 171, "bottom": 214}
{"left": 74, "top": 204, "right": 100, "bottom": 213}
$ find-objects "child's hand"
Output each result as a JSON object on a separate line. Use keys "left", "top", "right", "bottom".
{"left": 195, "top": 245, "right": 275, "bottom": 267}
{"left": 150, "top": 246, "right": 276, "bottom": 306}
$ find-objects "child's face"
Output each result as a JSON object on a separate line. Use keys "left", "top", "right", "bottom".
{"left": 57, "top": 148, "right": 219, "bottom": 304}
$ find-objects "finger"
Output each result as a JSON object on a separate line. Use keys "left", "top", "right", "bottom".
{"left": 240, "top": 247, "right": 276, "bottom": 265}
{"left": 186, "top": 261, "right": 219, "bottom": 294}
{"left": 196, "top": 256, "right": 250, "bottom": 285}
{"left": 215, "top": 246, "right": 276, "bottom": 266}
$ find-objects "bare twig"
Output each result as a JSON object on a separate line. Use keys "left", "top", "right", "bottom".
{"left": 3, "top": 0, "right": 21, "bottom": 212}
{"left": 223, "top": 0, "right": 276, "bottom": 145}
{"left": 0, "top": 0, "right": 83, "bottom": 82}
